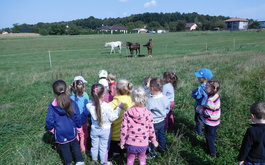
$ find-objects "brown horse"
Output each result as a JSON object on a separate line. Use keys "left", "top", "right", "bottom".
{"left": 126, "top": 42, "right": 140, "bottom": 56}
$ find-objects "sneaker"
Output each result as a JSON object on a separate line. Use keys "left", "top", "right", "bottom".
{"left": 76, "top": 162, "right": 85, "bottom": 165}
{"left": 104, "top": 161, "right": 113, "bottom": 165}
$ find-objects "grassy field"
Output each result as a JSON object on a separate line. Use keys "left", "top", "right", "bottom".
{"left": 0, "top": 31, "right": 265, "bottom": 165}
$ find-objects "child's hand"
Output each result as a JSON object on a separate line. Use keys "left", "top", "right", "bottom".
{"left": 120, "top": 144, "right": 124, "bottom": 149}
{"left": 153, "top": 141, "right": 159, "bottom": 148}
{"left": 118, "top": 103, "right": 124, "bottom": 109}
{"left": 196, "top": 106, "right": 203, "bottom": 114}
{"left": 238, "top": 161, "right": 244, "bottom": 165}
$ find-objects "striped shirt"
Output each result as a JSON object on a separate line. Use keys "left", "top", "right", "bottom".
{"left": 202, "top": 93, "right": 221, "bottom": 126}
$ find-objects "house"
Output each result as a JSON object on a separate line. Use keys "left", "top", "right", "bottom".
{"left": 185, "top": 23, "right": 198, "bottom": 31}
{"left": 132, "top": 28, "right": 148, "bottom": 33}
{"left": 98, "top": 25, "right": 127, "bottom": 34}
{"left": 225, "top": 18, "right": 248, "bottom": 31}
{"left": 259, "top": 21, "right": 265, "bottom": 29}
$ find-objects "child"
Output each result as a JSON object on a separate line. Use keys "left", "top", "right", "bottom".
{"left": 146, "top": 78, "right": 170, "bottom": 155}
{"left": 120, "top": 86, "right": 158, "bottom": 165}
{"left": 107, "top": 72, "right": 117, "bottom": 97}
{"left": 143, "top": 76, "right": 152, "bottom": 97}
{"left": 192, "top": 68, "right": 213, "bottom": 136}
{"left": 162, "top": 72, "right": 178, "bottom": 131}
{"left": 201, "top": 80, "right": 221, "bottom": 157}
{"left": 86, "top": 83, "right": 123, "bottom": 165}
{"left": 109, "top": 79, "right": 134, "bottom": 157}
{"left": 238, "top": 102, "right": 265, "bottom": 165}
{"left": 98, "top": 70, "right": 113, "bottom": 103}
{"left": 71, "top": 76, "right": 89, "bottom": 100}
{"left": 70, "top": 80, "right": 89, "bottom": 153}
{"left": 46, "top": 80, "right": 84, "bottom": 165}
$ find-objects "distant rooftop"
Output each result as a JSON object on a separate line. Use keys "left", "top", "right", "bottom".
{"left": 225, "top": 18, "right": 248, "bottom": 22}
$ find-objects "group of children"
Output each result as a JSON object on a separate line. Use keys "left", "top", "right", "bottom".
{"left": 45, "top": 68, "right": 265, "bottom": 165}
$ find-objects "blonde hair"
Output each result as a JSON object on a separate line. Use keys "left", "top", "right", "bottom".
{"left": 131, "top": 86, "right": 148, "bottom": 105}
{"left": 116, "top": 79, "right": 133, "bottom": 95}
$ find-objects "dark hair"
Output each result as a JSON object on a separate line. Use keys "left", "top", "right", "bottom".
{"left": 163, "top": 72, "right": 178, "bottom": 89}
{"left": 250, "top": 102, "right": 265, "bottom": 120}
{"left": 52, "top": 80, "right": 73, "bottom": 116}
{"left": 206, "top": 80, "right": 220, "bottom": 96}
{"left": 91, "top": 83, "right": 105, "bottom": 127}
{"left": 72, "top": 80, "right": 85, "bottom": 97}
{"left": 144, "top": 76, "right": 152, "bottom": 86}
{"left": 150, "top": 77, "right": 163, "bottom": 91}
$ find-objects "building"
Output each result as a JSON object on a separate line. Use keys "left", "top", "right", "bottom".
{"left": 259, "top": 21, "right": 265, "bottom": 29}
{"left": 225, "top": 18, "right": 248, "bottom": 31}
{"left": 98, "top": 25, "right": 127, "bottom": 34}
{"left": 185, "top": 23, "right": 198, "bottom": 31}
{"left": 157, "top": 29, "right": 167, "bottom": 34}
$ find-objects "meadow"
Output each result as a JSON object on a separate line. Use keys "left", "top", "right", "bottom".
{"left": 0, "top": 31, "right": 265, "bottom": 165}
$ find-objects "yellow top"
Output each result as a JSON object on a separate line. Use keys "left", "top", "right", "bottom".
{"left": 109, "top": 95, "right": 134, "bottom": 141}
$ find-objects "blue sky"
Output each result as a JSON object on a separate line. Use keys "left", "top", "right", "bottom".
{"left": 0, "top": 0, "right": 264, "bottom": 29}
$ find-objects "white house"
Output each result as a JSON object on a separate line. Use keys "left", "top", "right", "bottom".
{"left": 185, "top": 23, "right": 198, "bottom": 31}
{"left": 98, "top": 25, "right": 127, "bottom": 34}
{"left": 157, "top": 29, "right": 167, "bottom": 34}
{"left": 225, "top": 18, "right": 248, "bottom": 31}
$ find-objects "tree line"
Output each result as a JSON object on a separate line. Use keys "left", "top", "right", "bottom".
{"left": 1, "top": 12, "right": 260, "bottom": 35}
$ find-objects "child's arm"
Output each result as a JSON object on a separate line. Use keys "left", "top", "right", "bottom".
{"left": 72, "top": 102, "right": 82, "bottom": 128}
{"left": 147, "top": 111, "right": 158, "bottom": 146}
{"left": 120, "top": 111, "right": 129, "bottom": 149}
{"left": 107, "top": 103, "right": 124, "bottom": 122}
{"left": 237, "top": 129, "right": 253, "bottom": 163}
{"left": 46, "top": 104, "right": 55, "bottom": 131}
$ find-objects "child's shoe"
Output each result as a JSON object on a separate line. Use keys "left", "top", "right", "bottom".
{"left": 76, "top": 162, "right": 85, "bottom": 165}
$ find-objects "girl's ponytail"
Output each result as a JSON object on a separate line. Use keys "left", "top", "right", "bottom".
{"left": 53, "top": 80, "right": 74, "bottom": 116}
{"left": 91, "top": 84, "right": 105, "bottom": 127}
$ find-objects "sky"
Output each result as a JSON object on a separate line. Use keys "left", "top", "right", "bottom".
{"left": 0, "top": 0, "right": 264, "bottom": 29}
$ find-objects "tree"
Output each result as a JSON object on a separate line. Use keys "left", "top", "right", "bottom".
{"left": 49, "top": 24, "right": 66, "bottom": 35}
{"left": 248, "top": 20, "right": 260, "bottom": 29}
{"left": 176, "top": 20, "right": 186, "bottom": 31}
{"left": 169, "top": 21, "right": 178, "bottom": 32}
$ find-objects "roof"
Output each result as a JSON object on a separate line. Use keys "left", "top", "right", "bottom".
{"left": 185, "top": 23, "right": 197, "bottom": 28}
{"left": 225, "top": 18, "right": 248, "bottom": 22}
{"left": 98, "top": 25, "right": 127, "bottom": 30}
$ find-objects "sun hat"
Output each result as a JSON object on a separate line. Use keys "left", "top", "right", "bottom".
{"left": 194, "top": 68, "right": 213, "bottom": 79}
{"left": 73, "top": 76, "right": 87, "bottom": 83}
{"left": 99, "top": 70, "right": 108, "bottom": 78}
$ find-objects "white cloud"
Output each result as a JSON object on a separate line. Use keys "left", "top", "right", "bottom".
{"left": 119, "top": 0, "right": 128, "bottom": 2}
{"left": 144, "top": 0, "right": 157, "bottom": 8}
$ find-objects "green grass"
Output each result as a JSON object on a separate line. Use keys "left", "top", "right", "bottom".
{"left": 0, "top": 31, "right": 265, "bottom": 165}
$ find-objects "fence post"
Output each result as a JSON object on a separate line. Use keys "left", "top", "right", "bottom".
{"left": 206, "top": 43, "right": 208, "bottom": 52}
{"left": 233, "top": 38, "right": 236, "bottom": 50}
{"left": 48, "top": 51, "right": 52, "bottom": 68}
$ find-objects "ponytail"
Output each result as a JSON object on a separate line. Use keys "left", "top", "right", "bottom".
{"left": 91, "top": 84, "right": 105, "bottom": 127}
{"left": 53, "top": 80, "right": 73, "bottom": 116}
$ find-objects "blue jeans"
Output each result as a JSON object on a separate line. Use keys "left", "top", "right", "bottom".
{"left": 57, "top": 139, "right": 84, "bottom": 165}
{"left": 195, "top": 112, "right": 203, "bottom": 136}
{"left": 204, "top": 124, "right": 218, "bottom": 155}
{"left": 90, "top": 126, "right": 111, "bottom": 164}
{"left": 153, "top": 120, "right": 166, "bottom": 151}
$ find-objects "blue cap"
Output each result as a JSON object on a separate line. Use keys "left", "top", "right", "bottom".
{"left": 194, "top": 68, "right": 213, "bottom": 79}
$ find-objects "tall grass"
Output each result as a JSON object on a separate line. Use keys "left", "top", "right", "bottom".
{"left": 0, "top": 31, "right": 264, "bottom": 164}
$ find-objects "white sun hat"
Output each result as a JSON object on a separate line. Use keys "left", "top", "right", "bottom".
{"left": 73, "top": 76, "right": 87, "bottom": 83}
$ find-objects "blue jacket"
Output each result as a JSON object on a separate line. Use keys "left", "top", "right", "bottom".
{"left": 191, "top": 84, "right": 208, "bottom": 110}
{"left": 46, "top": 100, "right": 82, "bottom": 143}
{"left": 70, "top": 94, "right": 89, "bottom": 124}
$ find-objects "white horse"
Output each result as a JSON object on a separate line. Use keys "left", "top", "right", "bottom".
{"left": 105, "top": 41, "right": 122, "bottom": 54}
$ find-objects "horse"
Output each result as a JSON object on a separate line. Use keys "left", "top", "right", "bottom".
{"left": 126, "top": 42, "right": 140, "bottom": 57}
{"left": 105, "top": 41, "right": 122, "bottom": 54}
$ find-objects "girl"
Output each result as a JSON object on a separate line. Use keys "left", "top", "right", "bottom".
{"left": 109, "top": 79, "right": 134, "bottom": 157}
{"left": 162, "top": 72, "right": 178, "bottom": 131}
{"left": 200, "top": 80, "right": 221, "bottom": 157}
{"left": 86, "top": 83, "right": 123, "bottom": 165}
{"left": 70, "top": 80, "right": 89, "bottom": 153}
{"left": 146, "top": 78, "right": 170, "bottom": 156}
{"left": 120, "top": 86, "right": 158, "bottom": 165}
{"left": 46, "top": 80, "right": 84, "bottom": 165}
{"left": 107, "top": 72, "right": 117, "bottom": 97}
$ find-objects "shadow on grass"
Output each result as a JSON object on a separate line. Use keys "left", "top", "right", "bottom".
{"left": 123, "top": 54, "right": 146, "bottom": 58}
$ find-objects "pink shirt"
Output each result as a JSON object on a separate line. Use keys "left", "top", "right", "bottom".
{"left": 120, "top": 106, "right": 156, "bottom": 147}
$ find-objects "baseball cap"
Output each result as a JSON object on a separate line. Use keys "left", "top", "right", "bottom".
{"left": 73, "top": 76, "right": 87, "bottom": 83}
{"left": 194, "top": 68, "right": 213, "bottom": 79}
{"left": 99, "top": 70, "right": 108, "bottom": 78}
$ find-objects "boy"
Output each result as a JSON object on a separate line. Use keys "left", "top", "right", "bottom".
{"left": 191, "top": 68, "right": 213, "bottom": 136}
{"left": 238, "top": 102, "right": 265, "bottom": 165}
